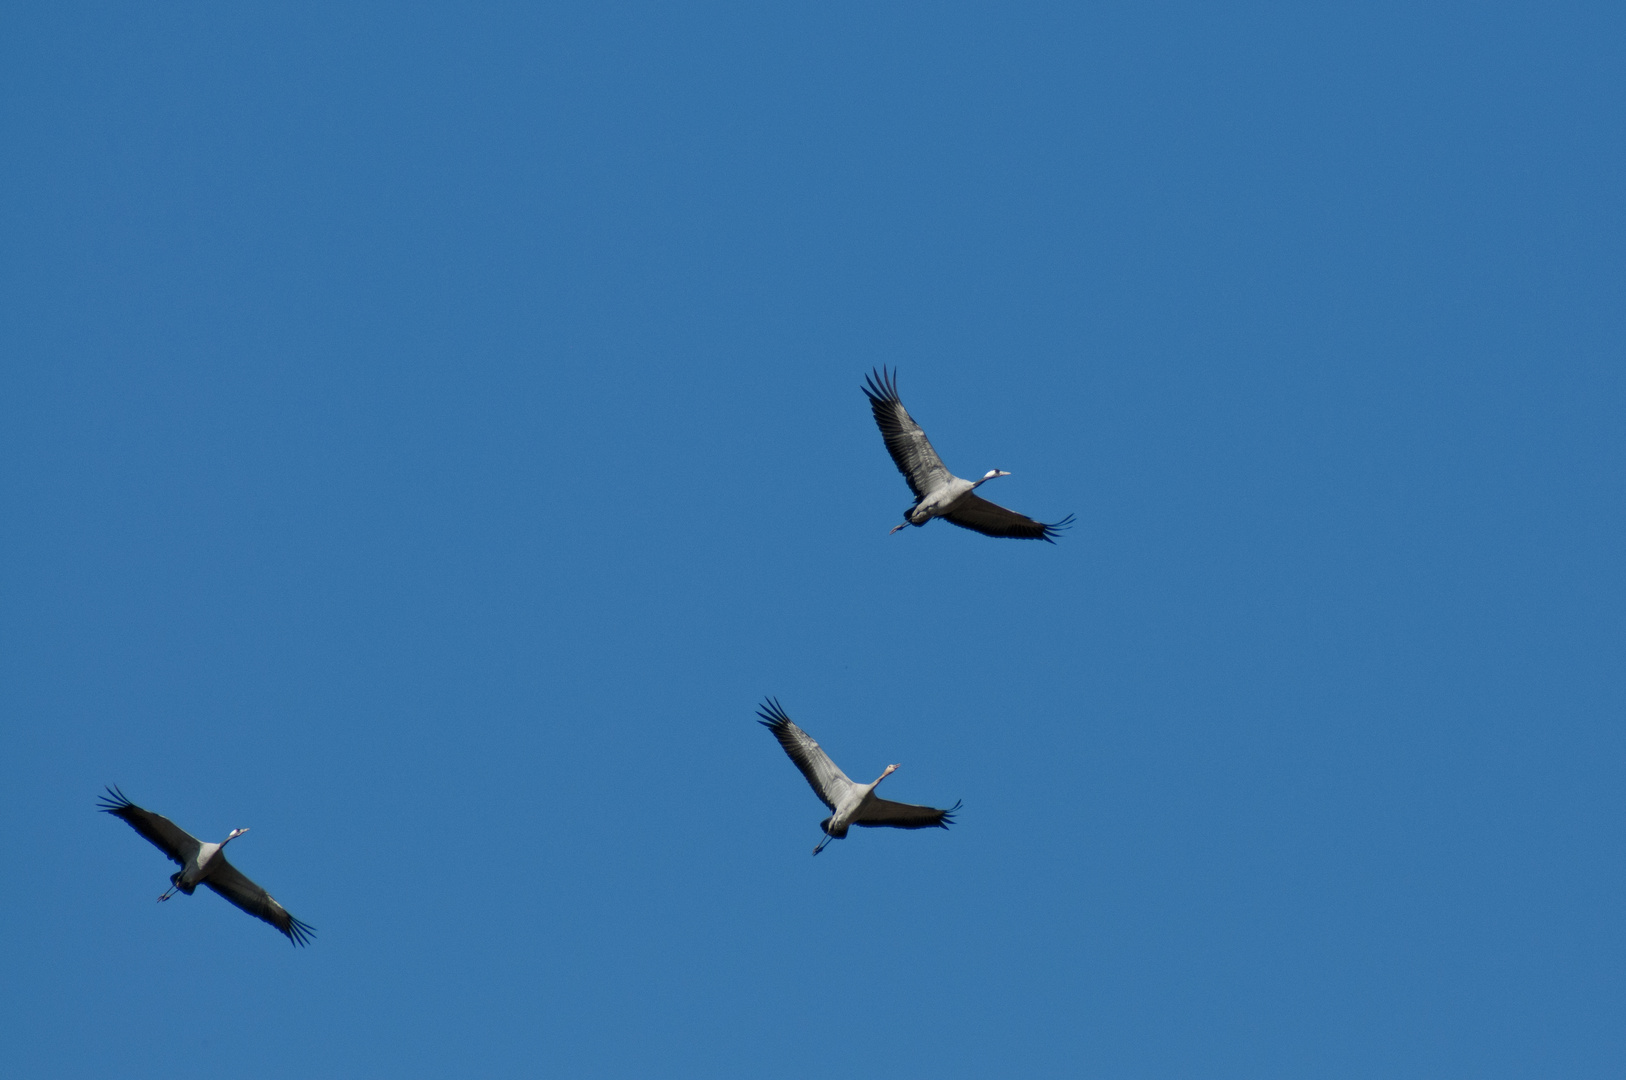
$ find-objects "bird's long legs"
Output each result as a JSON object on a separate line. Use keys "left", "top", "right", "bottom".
{"left": 157, "top": 879, "right": 180, "bottom": 902}
{"left": 812, "top": 832, "right": 834, "bottom": 856}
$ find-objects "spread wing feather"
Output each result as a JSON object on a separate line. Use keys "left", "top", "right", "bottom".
{"left": 853, "top": 797, "right": 961, "bottom": 830}
{"left": 205, "top": 857, "right": 316, "bottom": 947}
{"left": 943, "top": 494, "right": 1074, "bottom": 543}
{"left": 757, "top": 699, "right": 854, "bottom": 812}
{"left": 98, "top": 786, "right": 201, "bottom": 867}
{"left": 863, "top": 367, "right": 953, "bottom": 500}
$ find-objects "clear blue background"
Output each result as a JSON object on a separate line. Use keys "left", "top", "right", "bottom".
{"left": 3, "top": 4, "right": 1623, "bottom": 1077}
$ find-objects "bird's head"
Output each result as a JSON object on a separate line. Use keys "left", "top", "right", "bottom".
{"left": 982, "top": 469, "right": 1012, "bottom": 481}
{"left": 225, "top": 827, "right": 250, "bottom": 843}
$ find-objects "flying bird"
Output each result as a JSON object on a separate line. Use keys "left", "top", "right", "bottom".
{"left": 98, "top": 786, "right": 315, "bottom": 946}
{"left": 757, "top": 699, "right": 960, "bottom": 855}
{"left": 863, "top": 367, "right": 1073, "bottom": 541}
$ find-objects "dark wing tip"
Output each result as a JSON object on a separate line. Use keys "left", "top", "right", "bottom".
{"left": 861, "top": 366, "right": 900, "bottom": 406}
{"left": 285, "top": 916, "right": 316, "bottom": 947}
{"left": 940, "top": 799, "right": 963, "bottom": 829}
{"left": 755, "top": 697, "right": 792, "bottom": 729}
{"left": 97, "top": 785, "right": 134, "bottom": 814}
{"left": 1040, "top": 514, "right": 1076, "bottom": 543}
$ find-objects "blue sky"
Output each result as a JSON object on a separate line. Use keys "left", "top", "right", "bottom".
{"left": 3, "top": 3, "right": 1623, "bottom": 1077}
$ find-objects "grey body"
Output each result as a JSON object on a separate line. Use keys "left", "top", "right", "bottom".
{"left": 98, "top": 787, "right": 315, "bottom": 946}
{"left": 177, "top": 838, "right": 231, "bottom": 893}
{"left": 906, "top": 473, "right": 981, "bottom": 526}
{"left": 862, "top": 367, "right": 1073, "bottom": 541}
{"left": 757, "top": 699, "right": 960, "bottom": 855}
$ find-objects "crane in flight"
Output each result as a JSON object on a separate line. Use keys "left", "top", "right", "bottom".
{"left": 863, "top": 367, "right": 1073, "bottom": 541}
{"left": 98, "top": 786, "right": 315, "bottom": 946}
{"left": 758, "top": 699, "right": 960, "bottom": 855}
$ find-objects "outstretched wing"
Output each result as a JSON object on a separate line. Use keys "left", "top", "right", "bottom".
{"left": 205, "top": 857, "right": 315, "bottom": 947}
{"left": 943, "top": 494, "right": 1073, "bottom": 543}
{"left": 863, "top": 367, "right": 953, "bottom": 500}
{"left": 98, "top": 786, "right": 201, "bottom": 867}
{"left": 853, "top": 797, "right": 961, "bottom": 830}
{"left": 757, "top": 698, "right": 855, "bottom": 812}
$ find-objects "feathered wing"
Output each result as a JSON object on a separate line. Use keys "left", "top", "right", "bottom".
{"left": 942, "top": 493, "right": 1074, "bottom": 542}
{"left": 853, "top": 797, "right": 960, "bottom": 830}
{"left": 204, "top": 857, "right": 315, "bottom": 946}
{"left": 98, "top": 786, "right": 201, "bottom": 867}
{"left": 863, "top": 367, "right": 953, "bottom": 501}
{"left": 757, "top": 699, "right": 855, "bottom": 811}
